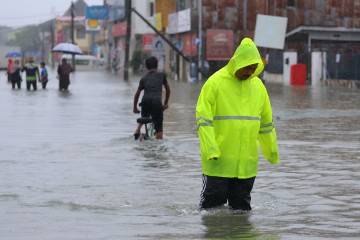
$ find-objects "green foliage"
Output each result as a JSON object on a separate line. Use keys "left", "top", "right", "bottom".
{"left": 8, "top": 26, "right": 41, "bottom": 54}
{"left": 130, "top": 49, "right": 150, "bottom": 74}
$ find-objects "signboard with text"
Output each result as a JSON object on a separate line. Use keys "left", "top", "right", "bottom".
{"left": 86, "top": 6, "right": 109, "bottom": 19}
{"left": 143, "top": 34, "right": 156, "bottom": 52}
{"left": 86, "top": 19, "right": 101, "bottom": 31}
{"left": 167, "top": 8, "right": 191, "bottom": 34}
{"left": 151, "top": 37, "right": 166, "bottom": 70}
{"left": 109, "top": 5, "right": 125, "bottom": 22}
{"left": 112, "top": 21, "right": 127, "bottom": 37}
{"left": 183, "top": 32, "right": 197, "bottom": 57}
{"left": 206, "top": 29, "right": 234, "bottom": 60}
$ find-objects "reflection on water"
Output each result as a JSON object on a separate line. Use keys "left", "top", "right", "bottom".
{"left": 202, "top": 211, "right": 257, "bottom": 239}
{"left": 0, "top": 70, "right": 359, "bottom": 239}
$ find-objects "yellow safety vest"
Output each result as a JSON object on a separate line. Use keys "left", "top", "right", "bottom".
{"left": 24, "top": 63, "right": 39, "bottom": 81}
{"left": 196, "top": 38, "right": 279, "bottom": 179}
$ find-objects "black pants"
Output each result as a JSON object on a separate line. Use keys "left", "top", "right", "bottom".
{"left": 140, "top": 100, "right": 163, "bottom": 133}
{"left": 26, "top": 81, "right": 37, "bottom": 91}
{"left": 11, "top": 80, "right": 21, "bottom": 89}
{"left": 41, "top": 80, "right": 48, "bottom": 89}
{"left": 200, "top": 175, "right": 256, "bottom": 210}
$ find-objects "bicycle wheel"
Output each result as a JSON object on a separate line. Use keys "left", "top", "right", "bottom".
{"left": 146, "top": 122, "right": 156, "bottom": 140}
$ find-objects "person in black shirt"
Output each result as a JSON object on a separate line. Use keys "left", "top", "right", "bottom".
{"left": 133, "top": 56, "right": 170, "bottom": 140}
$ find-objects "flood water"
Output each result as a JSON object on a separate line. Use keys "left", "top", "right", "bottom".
{"left": 0, "top": 69, "right": 359, "bottom": 240}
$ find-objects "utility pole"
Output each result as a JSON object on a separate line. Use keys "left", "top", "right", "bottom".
{"left": 103, "top": 0, "right": 111, "bottom": 71}
{"left": 71, "top": 1, "right": 76, "bottom": 71}
{"left": 50, "top": 7, "right": 56, "bottom": 69}
{"left": 198, "top": 0, "right": 202, "bottom": 81}
{"left": 51, "top": 19, "right": 55, "bottom": 69}
{"left": 124, "top": 0, "right": 132, "bottom": 81}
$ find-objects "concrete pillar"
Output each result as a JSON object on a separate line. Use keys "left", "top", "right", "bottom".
{"left": 283, "top": 51, "right": 297, "bottom": 85}
{"left": 311, "top": 51, "right": 327, "bottom": 86}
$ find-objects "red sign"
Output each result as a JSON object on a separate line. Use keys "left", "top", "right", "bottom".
{"left": 206, "top": 29, "right": 234, "bottom": 60}
{"left": 142, "top": 34, "right": 156, "bottom": 52}
{"left": 112, "top": 21, "right": 127, "bottom": 37}
{"left": 183, "top": 32, "right": 198, "bottom": 57}
{"left": 56, "top": 30, "right": 63, "bottom": 43}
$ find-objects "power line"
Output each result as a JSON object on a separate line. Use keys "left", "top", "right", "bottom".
{"left": 0, "top": 11, "right": 65, "bottom": 20}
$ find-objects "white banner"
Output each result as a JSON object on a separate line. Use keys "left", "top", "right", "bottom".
{"left": 167, "top": 8, "right": 191, "bottom": 34}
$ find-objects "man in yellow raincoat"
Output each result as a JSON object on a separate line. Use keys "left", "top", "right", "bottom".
{"left": 196, "top": 38, "right": 280, "bottom": 211}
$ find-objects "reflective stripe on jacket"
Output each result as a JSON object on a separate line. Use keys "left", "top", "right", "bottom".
{"left": 196, "top": 38, "right": 279, "bottom": 179}
{"left": 23, "top": 63, "right": 39, "bottom": 81}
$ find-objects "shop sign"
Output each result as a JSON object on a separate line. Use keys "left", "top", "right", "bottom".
{"left": 152, "top": 37, "right": 166, "bottom": 56}
{"left": 206, "top": 29, "right": 234, "bottom": 60}
{"left": 112, "top": 21, "right": 127, "bottom": 37}
{"left": 86, "top": 6, "right": 109, "bottom": 19}
{"left": 109, "top": 5, "right": 125, "bottom": 22}
{"left": 86, "top": 19, "right": 101, "bottom": 32}
{"left": 143, "top": 34, "right": 156, "bottom": 52}
{"left": 183, "top": 32, "right": 197, "bottom": 57}
{"left": 167, "top": 8, "right": 191, "bottom": 34}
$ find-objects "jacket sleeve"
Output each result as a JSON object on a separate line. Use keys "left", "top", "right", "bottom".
{"left": 259, "top": 87, "right": 280, "bottom": 164}
{"left": 196, "top": 81, "right": 221, "bottom": 160}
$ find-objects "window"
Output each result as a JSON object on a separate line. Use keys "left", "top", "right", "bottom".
{"left": 149, "top": 2, "right": 154, "bottom": 17}
{"left": 287, "top": 0, "right": 295, "bottom": 7}
{"left": 192, "top": 0, "right": 197, "bottom": 9}
{"left": 76, "top": 26, "right": 86, "bottom": 39}
{"left": 76, "top": 60, "right": 90, "bottom": 66}
{"left": 177, "top": 0, "right": 185, "bottom": 11}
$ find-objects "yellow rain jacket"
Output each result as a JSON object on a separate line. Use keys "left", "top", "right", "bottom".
{"left": 196, "top": 38, "right": 279, "bottom": 179}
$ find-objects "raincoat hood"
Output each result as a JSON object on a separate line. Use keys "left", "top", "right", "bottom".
{"left": 226, "top": 38, "right": 264, "bottom": 79}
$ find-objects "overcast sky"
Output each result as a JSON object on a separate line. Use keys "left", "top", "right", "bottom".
{"left": 0, "top": 0, "right": 104, "bottom": 28}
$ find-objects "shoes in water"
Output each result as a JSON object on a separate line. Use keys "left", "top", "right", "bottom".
{"left": 134, "top": 132, "right": 140, "bottom": 140}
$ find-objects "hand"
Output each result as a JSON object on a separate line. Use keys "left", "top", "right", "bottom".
{"left": 163, "top": 103, "right": 169, "bottom": 110}
{"left": 133, "top": 107, "right": 140, "bottom": 114}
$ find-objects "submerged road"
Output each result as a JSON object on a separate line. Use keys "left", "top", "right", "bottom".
{"left": 0, "top": 69, "right": 359, "bottom": 239}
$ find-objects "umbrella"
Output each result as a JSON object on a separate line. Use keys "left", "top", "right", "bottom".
{"left": 5, "top": 51, "right": 21, "bottom": 58}
{"left": 52, "top": 43, "right": 83, "bottom": 55}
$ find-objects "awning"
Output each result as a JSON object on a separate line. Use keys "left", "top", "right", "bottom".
{"left": 286, "top": 26, "right": 360, "bottom": 42}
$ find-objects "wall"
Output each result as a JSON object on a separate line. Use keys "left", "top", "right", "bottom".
{"left": 133, "top": 0, "right": 156, "bottom": 35}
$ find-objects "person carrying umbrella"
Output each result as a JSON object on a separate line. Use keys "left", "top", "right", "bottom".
{"left": 57, "top": 58, "right": 73, "bottom": 91}
{"left": 22, "top": 56, "right": 40, "bottom": 91}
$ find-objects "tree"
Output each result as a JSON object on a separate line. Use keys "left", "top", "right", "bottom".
{"left": 130, "top": 48, "right": 150, "bottom": 74}
{"left": 8, "top": 25, "right": 41, "bottom": 56}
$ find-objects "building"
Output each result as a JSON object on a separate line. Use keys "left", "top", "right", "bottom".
{"left": 96, "top": 0, "right": 360, "bottom": 85}
{"left": 55, "top": 0, "right": 93, "bottom": 56}
{"left": 101, "top": 0, "right": 156, "bottom": 72}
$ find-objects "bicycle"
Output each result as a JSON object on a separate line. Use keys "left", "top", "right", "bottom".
{"left": 136, "top": 117, "right": 156, "bottom": 141}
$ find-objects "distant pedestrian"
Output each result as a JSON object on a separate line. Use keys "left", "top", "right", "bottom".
{"left": 6, "top": 59, "right": 13, "bottom": 83}
{"left": 57, "top": 58, "right": 73, "bottom": 91}
{"left": 22, "top": 56, "right": 40, "bottom": 91}
{"left": 40, "top": 62, "right": 48, "bottom": 89}
{"left": 10, "top": 59, "right": 22, "bottom": 89}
